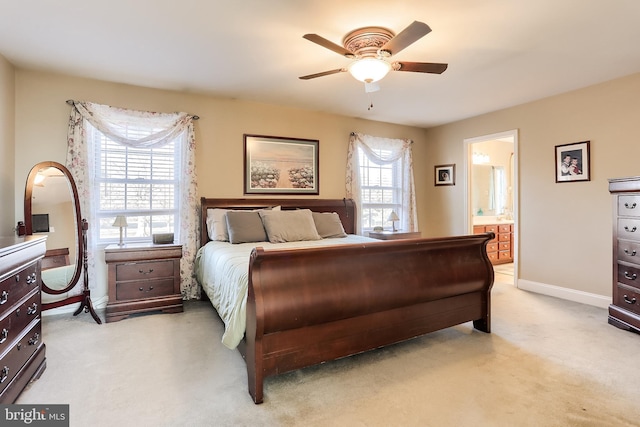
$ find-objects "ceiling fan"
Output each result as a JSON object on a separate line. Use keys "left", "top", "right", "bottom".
{"left": 299, "top": 21, "right": 448, "bottom": 88}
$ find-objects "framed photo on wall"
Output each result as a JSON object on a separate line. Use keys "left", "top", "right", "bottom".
{"left": 555, "top": 141, "right": 590, "bottom": 183}
{"left": 244, "top": 134, "right": 319, "bottom": 195}
{"left": 435, "top": 164, "right": 455, "bottom": 186}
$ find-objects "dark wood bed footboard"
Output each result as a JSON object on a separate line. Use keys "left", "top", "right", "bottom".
{"left": 243, "top": 232, "right": 494, "bottom": 403}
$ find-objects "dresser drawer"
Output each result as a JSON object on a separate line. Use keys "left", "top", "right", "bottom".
{"left": 484, "top": 225, "right": 498, "bottom": 234}
{"left": 617, "top": 240, "right": 640, "bottom": 265}
{"left": 116, "top": 278, "right": 175, "bottom": 301}
{"left": 618, "top": 195, "right": 640, "bottom": 217}
{"left": 486, "top": 242, "right": 498, "bottom": 253}
{"left": 498, "top": 250, "right": 512, "bottom": 261}
{"left": 116, "top": 260, "right": 174, "bottom": 282}
{"left": 0, "top": 320, "right": 41, "bottom": 395}
{"left": 498, "top": 233, "right": 511, "bottom": 242}
{"left": 615, "top": 284, "right": 640, "bottom": 316}
{"left": 0, "top": 291, "right": 40, "bottom": 356}
{"left": 498, "top": 241, "right": 511, "bottom": 251}
{"left": 0, "top": 263, "right": 39, "bottom": 316}
{"left": 618, "top": 263, "right": 640, "bottom": 289}
{"left": 618, "top": 219, "right": 640, "bottom": 241}
{"left": 498, "top": 224, "right": 512, "bottom": 233}
{"left": 486, "top": 252, "right": 498, "bottom": 262}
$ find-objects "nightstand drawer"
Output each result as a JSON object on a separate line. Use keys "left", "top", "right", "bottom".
{"left": 116, "top": 278, "right": 175, "bottom": 301}
{"left": 116, "top": 260, "right": 174, "bottom": 282}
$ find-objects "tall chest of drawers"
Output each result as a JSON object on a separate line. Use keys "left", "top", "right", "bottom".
{"left": 0, "top": 236, "right": 47, "bottom": 403}
{"left": 609, "top": 177, "right": 640, "bottom": 333}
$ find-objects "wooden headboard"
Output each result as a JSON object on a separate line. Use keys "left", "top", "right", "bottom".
{"left": 199, "top": 198, "right": 356, "bottom": 246}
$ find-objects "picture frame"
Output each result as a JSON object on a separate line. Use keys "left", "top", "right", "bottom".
{"left": 555, "top": 140, "right": 590, "bottom": 183}
{"left": 435, "top": 164, "right": 455, "bottom": 186}
{"left": 244, "top": 134, "right": 319, "bottom": 195}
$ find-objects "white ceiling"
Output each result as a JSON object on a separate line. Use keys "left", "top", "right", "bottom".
{"left": 2, "top": 0, "right": 640, "bottom": 128}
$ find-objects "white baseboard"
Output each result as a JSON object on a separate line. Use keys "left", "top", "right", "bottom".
{"left": 517, "top": 279, "right": 610, "bottom": 309}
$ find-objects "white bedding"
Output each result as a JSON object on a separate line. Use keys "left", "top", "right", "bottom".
{"left": 41, "top": 264, "right": 76, "bottom": 304}
{"left": 195, "top": 235, "right": 375, "bottom": 349}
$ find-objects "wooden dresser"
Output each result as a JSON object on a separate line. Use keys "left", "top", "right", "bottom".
{"left": 104, "top": 243, "right": 183, "bottom": 323}
{"left": 609, "top": 177, "right": 640, "bottom": 333}
{"left": 0, "top": 236, "right": 47, "bottom": 403}
{"left": 473, "top": 223, "right": 513, "bottom": 265}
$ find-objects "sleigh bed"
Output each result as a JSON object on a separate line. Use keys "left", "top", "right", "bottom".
{"left": 196, "top": 198, "right": 494, "bottom": 403}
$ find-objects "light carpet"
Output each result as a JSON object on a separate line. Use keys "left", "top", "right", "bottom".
{"left": 17, "top": 278, "right": 640, "bottom": 426}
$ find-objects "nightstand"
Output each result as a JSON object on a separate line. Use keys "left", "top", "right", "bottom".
{"left": 104, "top": 243, "right": 183, "bottom": 323}
{"left": 368, "top": 231, "right": 422, "bottom": 240}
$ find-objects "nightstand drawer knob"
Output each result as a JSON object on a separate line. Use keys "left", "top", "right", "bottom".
{"left": 624, "top": 271, "right": 637, "bottom": 280}
{"left": 624, "top": 226, "right": 637, "bottom": 232}
{"left": 625, "top": 202, "right": 637, "bottom": 209}
{"left": 139, "top": 269, "right": 154, "bottom": 274}
{"left": 623, "top": 295, "right": 637, "bottom": 304}
{"left": 624, "top": 249, "right": 637, "bottom": 256}
{"left": 138, "top": 286, "right": 154, "bottom": 292}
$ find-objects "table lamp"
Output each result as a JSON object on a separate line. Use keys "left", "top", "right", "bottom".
{"left": 112, "top": 215, "right": 128, "bottom": 246}
{"left": 387, "top": 211, "right": 399, "bottom": 232}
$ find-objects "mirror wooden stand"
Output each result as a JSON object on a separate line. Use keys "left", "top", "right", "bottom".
{"left": 21, "top": 161, "right": 101, "bottom": 324}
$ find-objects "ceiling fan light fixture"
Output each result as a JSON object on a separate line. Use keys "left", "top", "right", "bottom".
{"left": 348, "top": 58, "right": 391, "bottom": 83}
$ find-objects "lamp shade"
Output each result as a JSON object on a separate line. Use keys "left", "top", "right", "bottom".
{"left": 112, "top": 215, "right": 128, "bottom": 228}
{"left": 387, "top": 211, "right": 400, "bottom": 222}
{"left": 348, "top": 58, "right": 392, "bottom": 83}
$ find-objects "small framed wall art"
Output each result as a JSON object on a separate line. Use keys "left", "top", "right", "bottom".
{"left": 435, "top": 164, "right": 455, "bottom": 186}
{"left": 555, "top": 140, "right": 590, "bottom": 183}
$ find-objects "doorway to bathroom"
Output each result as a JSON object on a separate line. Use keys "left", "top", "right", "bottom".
{"left": 464, "top": 130, "right": 518, "bottom": 285}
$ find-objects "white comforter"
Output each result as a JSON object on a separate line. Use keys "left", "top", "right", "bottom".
{"left": 195, "top": 235, "right": 375, "bottom": 349}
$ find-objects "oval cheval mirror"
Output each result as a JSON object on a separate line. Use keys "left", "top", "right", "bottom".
{"left": 22, "top": 161, "right": 101, "bottom": 324}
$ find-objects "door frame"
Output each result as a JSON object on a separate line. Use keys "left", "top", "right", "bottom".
{"left": 464, "top": 129, "right": 519, "bottom": 284}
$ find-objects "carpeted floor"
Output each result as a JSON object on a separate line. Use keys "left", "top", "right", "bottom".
{"left": 17, "top": 273, "right": 640, "bottom": 426}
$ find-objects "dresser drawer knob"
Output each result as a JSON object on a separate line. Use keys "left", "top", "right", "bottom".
{"left": 624, "top": 249, "right": 637, "bottom": 256}
{"left": 27, "top": 303, "right": 38, "bottom": 316}
{"left": 624, "top": 226, "right": 638, "bottom": 232}
{"left": 139, "top": 269, "right": 154, "bottom": 274}
{"left": 0, "top": 328, "right": 8, "bottom": 344}
{"left": 28, "top": 333, "right": 39, "bottom": 346}
{"left": 625, "top": 202, "right": 637, "bottom": 209}
{"left": 25, "top": 272, "right": 37, "bottom": 285}
{"left": 624, "top": 271, "right": 637, "bottom": 280}
{"left": 0, "top": 290, "right": 8, "bottom": 305}
{"left": 623, "top": 294, "right": 637, "bottom": 304}
{"left": 0, "top": 366, "right": 8, "bottom": 383}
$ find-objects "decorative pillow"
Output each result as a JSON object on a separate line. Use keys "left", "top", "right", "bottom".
{"left": 206, "top": 206, "right": 281, "bottom": 242}
{"left": 259, "top": 209, "right": 321, "bottom": 243}
{"left": 206, "top": 208, "right": 230, "bottom": 241}
{"left": 312, "top": 212, "right": 347, "bottom": 238}
{"left": 225, "top": 211, "right": 268, "bottom": 244}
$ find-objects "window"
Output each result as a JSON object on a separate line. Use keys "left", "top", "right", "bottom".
{"left": 358, "top": 148, "right": 402, "bottom": 231}
{"left": 88, "top": 123, "right": 182, "bottom": 244}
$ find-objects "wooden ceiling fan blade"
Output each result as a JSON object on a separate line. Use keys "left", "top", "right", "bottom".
{"left": 299, "top": 68, "right": 347, "bottom": 80}
{"left": 380, "top": 21, "right": 432, "bottom": 56}
{"left": 303, "top": 34, "right": 355, "bottom": 58}
{"left": 394, "top": 61, "right": 448, "bottom": 74}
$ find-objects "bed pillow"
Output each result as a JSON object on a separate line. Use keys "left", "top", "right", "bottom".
{"left": 259, "top": 209, "right": 321, "bottom": 243}
{"left": 312, "top": 212, "right": 347, "bottom": 238}
{"left": 207, "top": 206, "right": 281, "bottom": 242}
{"left": 206, "top": 208, "right": 230, "bottom": 241}
{"left": 225, "top": 211, "right": 268, "bottom": 244}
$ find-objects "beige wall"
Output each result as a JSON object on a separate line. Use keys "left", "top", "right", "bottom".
{"left": 0, "top": 55, "right": 15, "bottom": 234}
{"left": 424, "top": 72, "right": 640, "bottom": 302}
{"left": 13, "top": 69, "right": 429, "bottom": 306}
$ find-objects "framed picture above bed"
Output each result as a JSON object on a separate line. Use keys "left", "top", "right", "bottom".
{"left": 244, "top": 134, "right": 319, "bottom": 195}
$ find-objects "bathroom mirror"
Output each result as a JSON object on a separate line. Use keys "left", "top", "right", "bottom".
{"left": 472, "top": 164, "right": 510, "bottom": 216}
{"left": 23, "top": 161, "right": 101, "bottom": 323}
